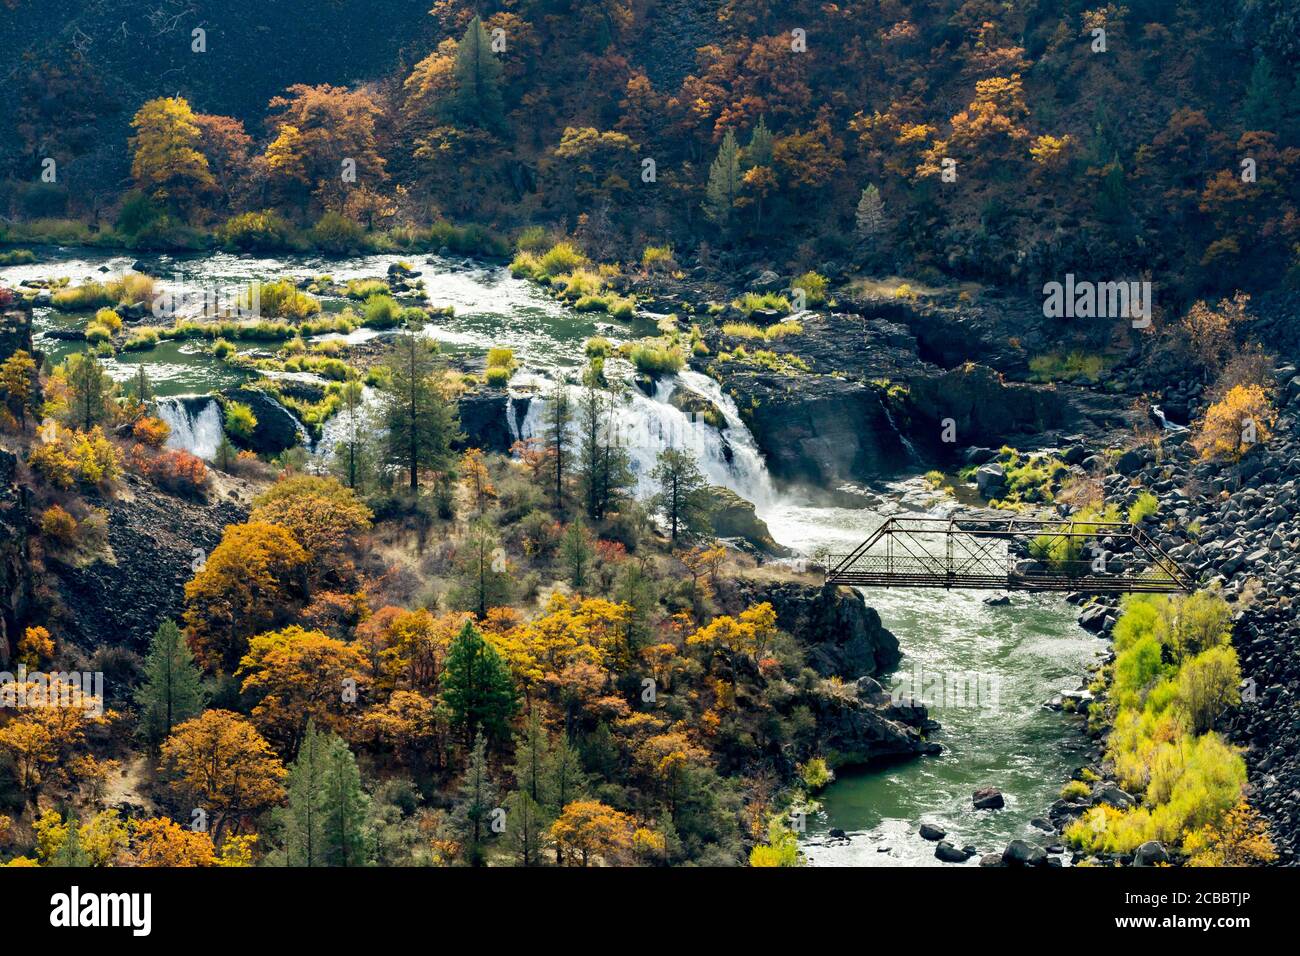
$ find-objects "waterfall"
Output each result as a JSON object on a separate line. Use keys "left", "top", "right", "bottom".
{"left": 517, "top": 370, "right": 776, "bottom": 508}
{"left": 156, "top": 396, "right": 224, "bottom": 460}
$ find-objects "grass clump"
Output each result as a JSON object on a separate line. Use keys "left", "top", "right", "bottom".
{"left": 1128, "top": 490, "right": 1159, "bottom": 523}
{"left": 642, "top": 244, "right": 677, "bottom": 273}
{"left": 629, "top": 340, "right": 685, "bottom": 376}
{"left": 537, "top": 241, "right": 587, "bottom": 278}
{"left": 732, "top": 291, "right": 792, "bottom": 317}
{"left": 792, "top": 271, "right": 828, "bottom": 306}
{"left": 1028, "top": 351, "right": 1109, "bottom": 383}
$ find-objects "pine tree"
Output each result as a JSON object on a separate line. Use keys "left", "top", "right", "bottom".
{"left": 744, "top": 116, "right": 774, "bottom": 169}
{"left": 544, "top": 379, "right": 572, "bottom": 513}
{"left": 66, "top": 351, "right": 111, "bottom": 430}
{"left": 855, "top": 184, "right": 885, "bottom": 244}
{"left": 704, "top": 130, "right": 742, "bottom": 229}
{"left": 561, "top": 519, "right": 595, "bottom": 590}
{"left": 541, "top": 735, "right": 589, "bottom": 865}
{"left": 278, "top": 720, "right": 330, "bottom": 866}
{"left": 1242, "top": 57, "right": 1283, "bottom": 131}
{"left": 130, "top": 364, "right": 152, "bottom": 405}
{"left": 380, "top": 330, "right": 461, "bottom": 492}
{"left": 320, "top": 733, "right": 370, "bottom": 867}
{"left": 450, "top": 16, "right": 506, "bottom": 131}
{"left": 441, "top": 619, "right": 518, "bottom": 746}
{"left": 52, "top": 812, "right": 89, "bottom": 867}
{"left": 215, "top": 433, "right": 237, "bottom": 472}
{"left": 332, "top": 380, "right": 373, "bottom": 490}
{"left": 650, "top": 448, "right": 715, "bottom": 543}
{"left": 452, "top": 732, "right": 497, "bottom": 866}
{"left": 509, "top": 708, "right": 550, "bottom": 804}
{"left": 135, "top": 619, "right": 206, "bottom": 747}
{"left": 449, "top": 520, "right": 514, "bottom": 618}
{"left": 577, "top": 381, "right": 632, "bottom": 521}
{"left": 503, "top": 789, "right": 546, "bottom": 866}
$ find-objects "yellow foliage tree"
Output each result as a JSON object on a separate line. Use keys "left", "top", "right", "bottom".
{"left": 129, "top": 97, "right": 216, "bottom": 215}
{"left": 1184, "top": 800, "right": 1277, "bottom": 866}
{"left": 1192, "top": 384, "right": 1275, "bottom": 463}
{"left": 549, "top": 800, "right": 635, "bottom": 866}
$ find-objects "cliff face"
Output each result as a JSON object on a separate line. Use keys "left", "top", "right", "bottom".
{"left": 0, "top": 302, "right": 36, "bottom": 666}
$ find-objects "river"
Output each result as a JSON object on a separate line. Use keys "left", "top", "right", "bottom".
{"left": 1, "top": 246, "right": 1101, "bottom": 866}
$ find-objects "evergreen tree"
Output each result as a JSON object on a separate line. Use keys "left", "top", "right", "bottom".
{"left": 449, "top": 520, "right": 514, "bottom": 618}
{"left": 320, "top": 733, "right": 370, "bottom": 867}
{"left": 52, "top": 812, "right": 89, "bottom": 867}
{"left": 509, "top": 708, "right": 550, "bottom": 804}
{"left": 1243, "top": 56, "right": 1283, "bottom": 131}
{"left": 577, "top": 381, "right": 632, "bottom": 521}
{"left": 379, "top": 329, "right": 461, "bottom": 492}
{"left": 855, "top": 183, "right": 886, "bottom": 244}
{"left": 613, "top": 558, "right": 658, "bottom": 651}
{"left": 451, "top": 732, "right": 497, "bottom": 866}
{"left": 503, "top": 788, "right": 546, "bottom": 866}
{"left": 214, "top": 433, "right": 237, "bottom": 472}
{"left": 278, "top": 720, "right": 330, "bottom": 866}
{"left": 130, "top": 364, "right": 152, "bottom": 405}
{"left": 450, "top": 16, "right": 506, "bottom": 131}
{"left": 441, "top": 620, "right": 518, "bottom": 746}
{"left": 135, "top": 619, "right": 206, "bottom": 747}
{"left": 704, "top": 129, "right": 742, "bottom": 229}
{"left": 541, "top": 735, "right": 589, "bottom": 864}
{"left": 561, "top": 518, "right": 595, "bottom": 590}
{"left": 650, "top": 448, "right": 715, "bottom": 543}
{"left": 332, "top": 380, "right": 374, "bottom": 490}
{"left": 544, "top": 379, "right": 572, "bottom": 513}
{"left": 66, "top": 351, "right": 111, "bottom": 430}
{"left": 743, "top": 116, "right": 774, "bottom": 169}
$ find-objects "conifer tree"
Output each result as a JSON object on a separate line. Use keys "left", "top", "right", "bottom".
{"left": 544, "top": 380, "right": 572, "bottom": 513}
{"left": 704, "top": 130, "right": 742, "bottom": 229}
{"left": 320, "top": 733, "right": 370, "bottom": 867}
{"left": 744, "top": 116, "right": 774, "bottom": 169}
{"left": 441, "top": 620, "right": 517, "bottom": 746}
{"left": 577, "top": 381, "right": 632, "bottom": 521}
{"left": 66, "top": 351, "right": 111, "bottom": 430}
{"left": 650, "top": 448, "right": 715, "bottom": 543}
{"left": 450, "top": 16, "right": 506, "bottom": 131}
{"left": 380, "top": 329, "right": 461, "bottom": 492}
{"left": 452, "top": 732, "right": 497, "bottom": 866}
{"left": 278, "top": 720, "right": 330, "bottom": 866}
{"left": 503, "top": 789, "right": 546, "bottom": 866}
{"left": 52, "top": 812, "right": 89, "bottom": 867}
{"left": 135, "top": 619, "right": 206, "bottom": 747}
{"left": 855, "top": 183, "right": 885, "bottom": 244}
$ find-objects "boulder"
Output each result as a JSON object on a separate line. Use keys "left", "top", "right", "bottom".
{"left": 1096, "top": 785, "right": 1136, "bottom": 810}
{"left": 935, "top": 841, "right": 974, "bottom": 863}
{"left": 973, "top": 787, "right": 1005, "bottom": 810}
{"left": 1132, "top": 841, "right": 1170, "bottom": 867}
{"left": 919, "top": 823, "right": 947, "bottom": 841}
{"left": 976, "top": 463, "right": 1006, "bottom": 497}
{"left": 220, "top": 389, "right": 305, "bottom": 456}
{"left": 1002, "top": 840, "right": 1047, "bottom": 867}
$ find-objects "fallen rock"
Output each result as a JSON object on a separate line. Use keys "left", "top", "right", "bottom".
{"left": 935, "top": 841, "right": 974, "bottom": 863}
{"left": 919, "top": 823, "right": 947, "bottom": 841}
{"left": 1133, "top": 841, "right": 1170, "bottom": 867}
{"left": 1002, "top": 840, "right": 1048, "bottom": 867}
{"left": 973, "top": 787, "right": 1005, "bottom": 810}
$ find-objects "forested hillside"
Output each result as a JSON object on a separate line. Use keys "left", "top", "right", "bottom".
{"left": 1, "top": 0, "right": 1297, "bottom": 301}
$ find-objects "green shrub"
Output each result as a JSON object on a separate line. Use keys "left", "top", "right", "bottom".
{"left": 1060, "top": 780, "right": 1091, "bottom": 801}
{"left": 250, "top": 280, "right": 321, "bottom": 321}
{"left": 516, "top": 225, "right": 550, "bottom": 253}
{"left": 732, "top": 291, "right": 792, "bottom": 317}
{"left": 1128, "top": 490, "right": 1159, "bottom": 523}
{"left": 641, "top": 244, "right": 676, "bottom": 272}
{"left": 212, "top": 338, "right": 236, "bottom": 359}
{"left": 123, "top": 328, "right": 161, "bottom": 351}
{"left": 311, "top": 211, "right": 366, "bottom": 254}
{"left": 0, "top": 249, "right": 36, "bottom": 265}
{"left": 486, "top": 366, "right": 512, "bottom": 388}
{"left": 1028, "top": 351, "right": 1108, "bottom": 383}
{"left": 629, "top": 341, "right": 685, "bottom": 376}
{"left": 346, "top": 278, "right": 390, "bottom": 300}
{"left": 537, "top": 241, "right": 586, "bottom": 277}
{"left": 84, "top": 321, "right": 114, "bottom": 345}
{"left": 362, "top": 294, "right": 403, "bottom": 329}
{"left": 799, "top": 758, "right": 833, "bottom": 792}
{"left": 585, "top": 336, "right": 612, "bottom": 358}
{"left": 52, "top": 282, "right": 114, "bottom": 311}
{"left": 509, "top": 252, "right": 540, "bottom": 278}
{"left": 792, "top": 271, "right": 828, "bottom": 306}
{"left": 486, "top": 347, "right": 515, "bottom": 369}
{"left": 224, "top": 401, "right": 258, "bottom": 441}
{"left": 219, "top": 210, "right": 296, "bottom": 251}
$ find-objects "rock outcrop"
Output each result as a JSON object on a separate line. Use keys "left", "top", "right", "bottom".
{"left": 720, "top": 577, "right": 901, "bottom": 679}
{"left": 708, "top": 487, "right": 790, "bottom": 556}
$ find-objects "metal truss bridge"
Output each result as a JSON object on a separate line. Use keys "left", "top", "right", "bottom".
{"left": 825, "top": 516, "right": 1194, "bottom": 593}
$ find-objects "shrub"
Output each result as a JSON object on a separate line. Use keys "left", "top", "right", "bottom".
{"left": 799, "top": 758, "right": 833, "bottom": 792}
{"left": 40, "top": 505, "right": 78, "bottom": 544}
{"left": 132, "top": 416, "right": 171, "bottom": 447}
{"left": 629, "top": 341, "right": 685, "bottom": 376}
{"left": 93, "top": 308, "right": 123, "bottom": 334}
{"left": 346, "top": 278, "right": 390, "bottom": 300}
{"left": 509, "top": 251, "right": 540, "bottom": 279}
{"left": 224, "top": 401, "right": 258, "bottom": 441}
{"left": 1060, "top": 780, "right": 1090, "bottom": 801}
{"left": 485, "top": 366, "right": 511, "bottom": 388}
{"left": 141, "top": 448, "right": 208, "bottom": 494}
{"left": 218, "top": 210, "right": 296, "bottom": 251}
{"left": 642, "top": 244, "right": 677, "bottom": 272}
{"left": 123, "top": 328, "right": 161, "bottom": 351}
{"left": 211, "top": 338, "right": 236, "bottom": 359}
{"left": 1192, "top": 384, "right": 1276, "bottom": 463}
{"left": 1028, "top": 351, "right": 1107, "bottom": 383}
{"left": 732, "top": 291, "right": 792, "bottom": 317}
{"left": 585, "top": 336, "right": 612, "bottom": 358}
{"left": 609, "top": 297, "right": 635, "bottom": 319}
{"left": 51, "top": 282, "right": 113, "bottom": 311}
{"left": 486, "top": 347, "right": 515, "bottom": 369}
{"left": 1184, "top": 801, "right": 1278, "bottom": 867}
{"left": 84, "top": 321, "right": 114, "bottom": 345}
{"left": 792, "top": 271, "right": 828, "bottom": 306}
{"left": 362, "top": 294, "right": 403, "bottom": 328}
{"left": 252, "top": 279, "right": 320, "bottom": 321}
{"left": 721, "top": 321, "right": 764, "bottom": 339}
{"left": 1127, "top": 490, "right": 1158, "bottom": 523}
{"left": 311, "top": 211, "right": 366, "bottom": 254}
{"left": 27, "top": 425, "right": 122, "bottom": 488}
{"left": 0, "top": 249, "right": 37, "bottom": 265}
{"left": 537, "top": 241, "right": 586, "bottom": 277}
{"left": 515, "top": 225, "right": 550, "bottom": 253}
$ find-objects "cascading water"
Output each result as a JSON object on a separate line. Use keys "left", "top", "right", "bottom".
{"left": 513, "top": 369, "right": 775, "bottom": 507}
{"left": 155, "top": 396, "right": 224, "bottom": 460}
